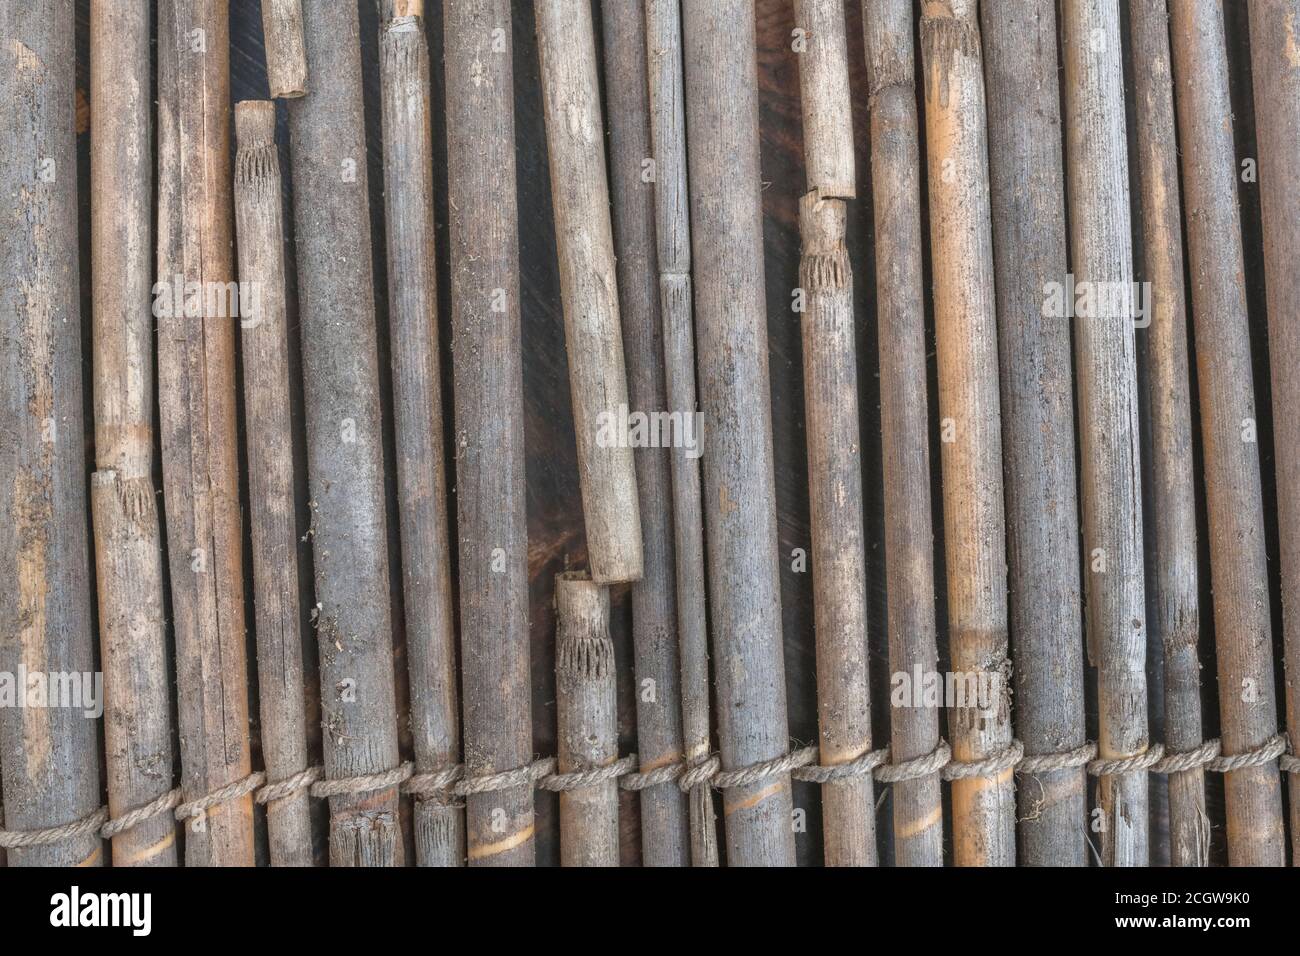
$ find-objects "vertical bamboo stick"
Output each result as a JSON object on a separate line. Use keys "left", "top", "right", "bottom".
{"left": 793, "top": 0, "right": 874, "bottom": 867}
{"left": 1249, "top": 0, "right": 1300, "bottom": 866}
{"left": 261, "top": 0, "right": 306, "bottom": 98}
{"left": 683, "top": 0, "right": 796, "bottom": 866}
{"left": 287, "top": 0, "right": 402, "bottom": 867}
{"left": 232, "top": 101, "right": 314, "bottom": 867}
{"left": 644, "top": 0, "right": 719, "bottom": 867}
{"left": 555, "top": 576, "right": 620, "bottom": 867}
{"left": 601, "top": 0, "right": 690, "bottom": 867}
{"left": 1129, "top": 0, "right": 1208, "bottom": 868}
{"left": 979, "top": 0, "right": 1087, "bottom": 866}
{"left": 156, "top": 0, "right": 255, "bottom": 867}
{"left": 378, "top": 2, "right": 463, "bottom": 868}
{"left": 536, "top": 0, "right": 644, "bottom": 586}
{"left": 862, "top": 0, "right": 944, "bottom": 868}
{"left": 90, "top": 0, "right": 177, "bottom": 868}
{"left": 1061, "top": 0, "right": 1152, "bottom": 866}
{"left": 1169, "top": 0, "right": 1285, "bottom": 866}
{"left": 918, "top": 0, "right": 1015, "bottom": 867}
{"left": 0, "top": 0, "right": 103, "bottom": 869}
{"left": 445, "top": 0, "right": 534, "bottom": 867}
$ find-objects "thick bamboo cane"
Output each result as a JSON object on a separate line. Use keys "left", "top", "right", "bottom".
{"left": 261, "top": 0, "right": 306, "bottom": 98}
{"left": 156, "top": 0, "right": 255, "bottom": 867}
{"left": 232, "top": 101, "right": 314, "bottom": 867}
{"left": 1169, "top": 0, "right": 1285, "bottom": 866}
{"left": 555, "top": 576, "right": 620, "bottom": 867}
{"left": 378, "top": 2, "right": 463, "bottom": 868}
{"left": 683, "top": 0, "right": 796, "bottom": 866}
{"left": 862, "top": 0, "right": 944, "bottom": 867}
{"left": 1249, "top": 0, "right": 1300, "bottom": 866}
{"left": 918, "top": 0, "right": 1015, "bottom": 867}
{"left": 287, "top": 0, "right": 402, "bottom": 867}
{"left": 601, "top": 0, "right": 690, "bottom": 867}
{"left": 644, "top": 0, "right": 719, "bottom": 867}
{"left": 1061, "top": 0, "right": 1151, "bottom": 866}
{"left": 979, "top": 0, "right": 1086, "bottom": 866}
{"left": 1128, "top": 0, "right": 1207, "bottom": 868}
{"left": 90, "top": 0, "right": 177, "bottom": 868}
{"left": 445, "top": 0, "right": 533, "bottom": 867}
{"left": 0, "top": 0, "right": 103, "bottom": 868}
{"left": 536, "top": 0, "right": 643, "bottom": 586}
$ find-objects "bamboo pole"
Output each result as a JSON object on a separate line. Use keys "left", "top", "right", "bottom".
{"left": 445, "top": 0, "right": 534, "bottom": 867}
{"left": 287, "top": 0, "right": 402, "bottom": 867}
{"left": 1061, "top": 0, "right": 1151, "bottom": 866}
{"left": 232, "top": 101, "right": 314, "bottom": 867}
{"left": 793, "top": 0, "right": 874, "bottom": 868}
{"left": 862, "top": 0, "right": 944, "bottom": 867}
{"left": 918, "top": 0, "right": 1015, "bottom": 866}
{"left": 979, "top": 0, "right": 1086, "bottom": 866}
{"left": 378, "top": 2, "right": 463, "bottom": 868}
{"left": 536, "top": 0, "right": 643, "bottom": 587}
{"left": 601, "top": 0, "right": 690, "bottom": 867}
{"left": 683, "top": 0, "right": 796, "bottom": 867}
{"left": 1128, "top": 0, "right": 1207, "bottom": 868}
{"left": 156, "top": 0, "right": 255, "bottom": 867}
{"left": 261, "top": 0, "right": 306, "bottom": 98}
{"left": 90, "top": 0, "right": 177, "bottom": 868}
{"left": 1249, "top": 0, "right": 1300, "bottom": 867}
{"left": 0, "top": 0, "right": 103, "bottom": 868}
{"left": 644, "top": 0, "right": 719, "bottom": 867}
{"left": 555, "top": 576, "right": 620, "bottom": 866}
{"left": 1169, "top": 0, "right": 1285, "bottom": 866}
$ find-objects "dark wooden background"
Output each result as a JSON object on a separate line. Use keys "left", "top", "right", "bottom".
{"left": 62, "top": 1, "right": 1283, "bottom": 865}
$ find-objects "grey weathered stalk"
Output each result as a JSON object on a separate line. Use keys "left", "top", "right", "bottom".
{"left": 1249, "top": 0, "right": 1300, "bottom": 866}
{"left": 683, "top": 0, "right": 795, "bottom": 866}
{"left": 288, "top": 0, "right": 402, "bottom": 867}
{"left": 601, "top": 0, "right": 690, "bottom": 867}
{"left": 536, "top": 0, "right": 644, "bottom": 586}
{"left": 862, "top": 0, "right": 944, "bottom": 867}
{"left": 445, "top": 0, "right": 533, "bottom": 866}
{"left": 0, "top": 0, "right": 103, "bottom": 868}
{"left": 555, "top": 576, "right": 620, "bottom": 867}
{"left": 979, "top": 0, "right": 1086, "bottom": 866}
{"left": 1061, "top": 0, "right": 1151, "bottom": 866}
{"left": 1169, "top": 0, "right": 1285, "bottom": 866}
{"left": 1128, "top": 0, "right": 1207, "bottom": 868}
{"left": 378, "top": 4, "right": 464, "bottom": 868}
{"left": 90, "top": 0, "right": 177, "bottom": 868}
{"left": 233, "top": 101, "right": 314, "bottom": 867}
{"left": 157, "top": 0, "right": 255, "bottom": 867}
{"left": 793, "top": 0, "right": 855, "bottom": 198}
{"left": 644, "top": 0, "right": 718, "bottom": 867}
{"left": 918, "top": 0, "right": 1015, "bottom": 867}
{"left": 261, "top": 0, "right": 306, "bottom": 98}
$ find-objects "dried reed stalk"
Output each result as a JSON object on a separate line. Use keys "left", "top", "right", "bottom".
{"left": 601, "top": 0, "right": 690, "bottom": 866}
{"left": 794, "top": 0, "right": 855, "bottom": 199}
{"left": 1248, "top": 0, "right": 1300, "bottom": 866}
{"left": 233, "top": 101, "right": 314, "bottom": 867}
{"left": 918, "top": 0, "right": 1015, "bottom": 866}
{"left": 90, "top": 0, "right": 177, "bottom": 867}
{"left": 1128, "top": 0, "right": 1207, "bottom": 867}
{"left": 287, "top": 0, "right": 402, "bottom": 867}
{"left": 261, "top": 0, "right": 306, "bottom": 98}
{"left": 0, "top": 0, "right": 103, "bottom": 868}
{"left": 683, "top": 0, "right": 796, "bottom": 866}
{"left": 980, "top": 0, "right": 1086, "bottom": 865}
{"left": 156, "top": 0, "right": 254, "bottom": 867}
{"left": 862, "top": 0, "right": 944, "bottom": 867}
{"left": 1169, "top": 0, "right": 1285, "bottom": 866}
{"left": 378, "top": 2, "right": 464, "bottom": 867}
{"left": 445, "top": 0, "right": 534, "bottom": 866}
{"left": 1061, "top": 0, "right": 1151, "bottom": 866}
{"left": 644, "top": 0, "right": 719, "bottom": 867}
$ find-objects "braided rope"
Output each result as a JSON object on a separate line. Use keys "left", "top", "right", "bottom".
{"left": 1087, "top": 744, "right": 1166, "bottom": 777}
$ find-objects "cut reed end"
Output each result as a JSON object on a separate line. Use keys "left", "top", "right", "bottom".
{"left": 235, "top": 100, "right": 277, "bottom": 148}
{"left": 382, "top": 0, "right": 425, "bottom": 21}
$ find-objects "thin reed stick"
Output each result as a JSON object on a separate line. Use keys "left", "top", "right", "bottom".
{"left": 261, "top": 0, "right": 307, "bottom": 98}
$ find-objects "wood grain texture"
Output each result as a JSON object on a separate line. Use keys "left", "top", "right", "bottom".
{"left": 261, "top": 0, "right": 306, "bottom": 98}
{"left": 793, "top": 0, "right": 855, "bottom": 198}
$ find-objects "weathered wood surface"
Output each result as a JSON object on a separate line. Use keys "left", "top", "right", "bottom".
{"left": 793, "top": 0, "right": 855, "bottom": 199}
{"left": 261, "top": 0, "right": 306, "bottom": 98}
